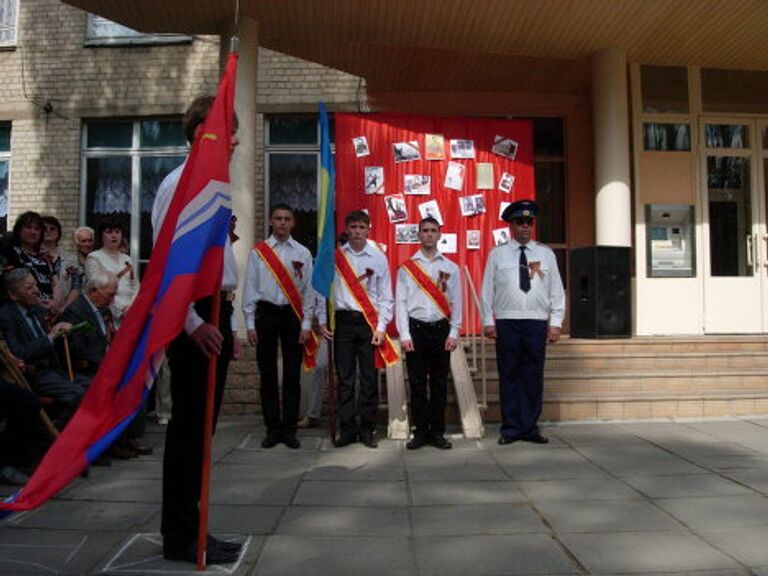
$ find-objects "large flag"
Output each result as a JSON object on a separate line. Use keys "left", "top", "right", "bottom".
{"left": 311, "top": 102, "right": 335, "bottom": 299}
{"left": 0, "top": 53, "right": 239, "bottom": 515}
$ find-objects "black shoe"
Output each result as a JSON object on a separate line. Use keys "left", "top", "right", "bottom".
{"left": 359, "top": 432, "right": 378, "bottom": 449}
{"left": 521, "top": 433, "right": 549, "bottom": 444}
{"left": 261, "top": 433, "right": 281, "bottom": 449}
{"left": 282, "top": 434, "right": 301, "bottom": 449}
{"left": 334, "top": 433, "right": 357, "bottom": 448}
{"left": 0, "top": 466, "right": 29, "bottom": 486}
{"left": 406, "top": 436, "right": 428, "bottom": 450}
{"left": 163, "top": 540, "right": 238, "bottom": 565}
{"left": 207, "top": 534, "right": 242, "bottom": 554}
{"left": 498, "top": 436, "right": 518, "bottom": 445}
{"left": 431, "top": 435, "right": 452, "bottom": 450}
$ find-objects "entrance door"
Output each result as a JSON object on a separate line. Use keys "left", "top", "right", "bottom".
{"left": 701, "top": 120, "right": 768, "bottom": 333}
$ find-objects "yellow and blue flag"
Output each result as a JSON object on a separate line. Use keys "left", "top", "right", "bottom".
{"left": 312, "top": 102, "right": 335, "bottom": 298}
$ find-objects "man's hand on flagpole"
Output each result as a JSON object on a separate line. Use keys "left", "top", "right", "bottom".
{"left": 247, "top": 329, "right": 258, "bottom": 346}
{"left": 232, "top": 332, "right": 243, "bottom": 360}
{"left": 191, "top": 323, "right": 223, "bottom": 357}
{"left": 299, "top": 329, "right": 312, "bottom": 344}
{"left": 319, "top": 325, "right": 333, "bottom": 341}
{"left": 372, "top": 330, "right": 385, "bottom": 346}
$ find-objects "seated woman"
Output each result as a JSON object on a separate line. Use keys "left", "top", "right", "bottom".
{"left": 3, "top": 211, "right": 57, "bottom": 313}
{"left": 85, "top": 215, "right": 139, "bottom": 328}
{"left": 40, "top": 215, "right": 81, "bottom": 314}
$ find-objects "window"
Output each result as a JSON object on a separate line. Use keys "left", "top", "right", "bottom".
{"left": 85, "top": 15, "right": 192, "bottom": 46}
{"left": 641, "top": 66, "right": 689, "bottom": 114}
{"left": 643, "top": 123, "right": 691, "bottom": 151}
{"left": 0, "top": 123, "right": 9, "bottom": 233}
{"left": 0, "top": 0, "right": 17, "bottom": 47}
{"left": 82, "top": 119, "right": 188, "bottom": 273}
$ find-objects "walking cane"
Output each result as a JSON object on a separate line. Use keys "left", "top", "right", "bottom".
{"left": 61, "top": 334, "right": 75, "bottom": 383}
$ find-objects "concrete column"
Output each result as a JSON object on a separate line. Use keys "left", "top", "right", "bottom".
{"left": 592, "top": 48, "right": 632, "bottom": 247}
{"left": 221, "top": 17, "right": 257, "bottom": 329}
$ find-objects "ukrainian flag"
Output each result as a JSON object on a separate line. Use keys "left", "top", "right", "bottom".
{"left": 312, "top": 102, "right": 335, "bottom": 298}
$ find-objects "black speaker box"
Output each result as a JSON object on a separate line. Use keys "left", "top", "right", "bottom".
{"left": 569, "top": 246, "right": 632, "bottom": 338}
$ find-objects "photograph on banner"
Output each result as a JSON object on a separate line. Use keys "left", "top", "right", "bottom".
{"left": 499, "top": 201, "right": 511, "bottom": 221}
{"left": 438, "top": 233, "right": 458, "bottom": 254}
{"left": 493, "top": 227, "right": 511, "bottom": 246}
{"left": 418, "top": 199, "right": 444, "bottom": 225}
{"left": 425, "top": 134, "right": 445, "bottom": 160}
{"left": 450, "top": 139, "right": 476, "bottom": 159}
{"left": 499, "top": 172, "right": 515, "bottom": 194}
{"left": 492, "top": 135, "right": 519, "bottom": 160}
{"left": 384, "top": 193, "right": 408, "bottom": 223}
{"left": 460, "top": 194, "right": 486, "bottom": 217}
{"left": 353, "top": 136, "right": 370, "bottom": 158}
{"left": 466, "top": 229, "right": 481, "bottom": 250}
{"left": 365, "top": 166, "right": 385, "bottom": 195}
{"left": 393, "top": 140, "right": 421, "bottom": 163}
{"left": 395, "top": 223, "right": 420, "bottom": 244}
{"left": 476, "top": 163, "right": 494, "bottom": 189}
{"left": 403, "top": 174, "right": 431, "bottom": 195}
{"left": 444, "top": 161, "right": 466, "bottom": 191}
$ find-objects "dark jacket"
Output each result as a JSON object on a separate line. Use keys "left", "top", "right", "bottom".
{"left": 60, "top": 294, "right": 109, "bottom": 376}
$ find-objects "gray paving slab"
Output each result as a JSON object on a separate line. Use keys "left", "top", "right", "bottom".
{"left": 655, "top": 494, "right": 768, "bottom": 529}
{"left": 622, "top": 474, "right": 753, "bottom": 499}
{"left": 535, "top": 499, "right": 683, "bottom": 533}
{"left": 410, "top": 480, "right": 526, "bottom": 506}
{"left": 560, "top": 530, "right": 739, "bottom": 574}
{"left": 60, "top": 476, "right": 162, "bottom": 503}
{"left": 576, "top": 444, "right": 709, "bottom": 476}
{"left": 255, "top": 535, "right": 415, "bottom": 576}
{"left": 517, "top": 476, "right": 640, "bottom": 502}
{"left": 293, "top": 480, "right": 409, "bottom": 507}
{"left": 724, "top": 470, "right": 768, "bottom": 495}
{"left": 406, "top": 457, "right": 508, "bottom": 482}
{"left": 209, "top": 475, "right": 300, "bottom": 506}
{"left": 495, "top": 447, "right": 609, "bottom": 479}
{"left": 277, "top": 506, "right": 409, "bottom": 536}
{"left": 212, "top": 456, "right": 314, "bottom": 479}
{"left": 699, "top": 525, "right": 768, "bottom": 567}
{"left": 414, "top": 534, "right": 579, "bottom": 575}
{"left": 411, "top": 503, "right": 547, "bottom": 536}
{"left": 14, "top": 500, "right": 158, "bottom": 531}
{"left": 306, "top": 452, "right": 405, "bottom": 481}
{"left": 548, "top": 423, "right": 641, "bottom": 446}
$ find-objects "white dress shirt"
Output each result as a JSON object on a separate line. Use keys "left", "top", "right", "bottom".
{"left": 151, "top": 162, "right": 239, "bottom": 335}
{"left": 395, "top": 249, "right": 462, "bottom": 341}
{"left": 334, "top": 243, "right": 394, "bottom": 333}
{"left": 242, "top": 234, "right": 315, "bottom": 331}
{"left": 481, "top": 239, "right": 565, "bottom": 328}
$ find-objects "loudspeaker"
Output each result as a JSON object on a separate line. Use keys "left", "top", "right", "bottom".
{"left": 569, "top": 246, "right": 631, "bottom": 338}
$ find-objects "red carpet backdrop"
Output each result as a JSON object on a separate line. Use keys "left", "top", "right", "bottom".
{"left": 335, "top": 113, "right": 535, "bottom": 334}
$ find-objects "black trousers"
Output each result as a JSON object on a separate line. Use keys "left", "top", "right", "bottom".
{"left": 161, "top": 297, "right": 233, "bottom": 549}
{"left": 405, "top": 318, "right": 451, "bottom": 438}
{"left": 333, "top": 311, "right": 377, "bottom": 437}
{"left": 496, "top": 319, "right": 548, "bottom": 440}
{"left": 255, "top": 301, "right": 302, "bottom": 436}
{"left": 0, "top": 379, "right": 40, "bottom": 467}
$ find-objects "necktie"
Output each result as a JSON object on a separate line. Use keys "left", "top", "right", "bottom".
{"left": 519, "top": 245, "right": 531, "bottom": 293}
{"left": 100, "top": 308, "right": 115, "bottom": 343}
{"left": 27, "top": 309, "right": 46, "bottom": 339}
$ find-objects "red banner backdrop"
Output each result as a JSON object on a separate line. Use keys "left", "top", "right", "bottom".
{"left": 335, "top": 113, "right": 534, "bottom": 334}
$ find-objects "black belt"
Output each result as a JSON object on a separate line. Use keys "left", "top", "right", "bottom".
{"left": 257, "top": 301, "right": 292, "bottom": 312}
{"left": 335, "top": 310, "right": 365, "bottom": 320}
{"left": 409, "top": 317, "right": 449, "bottom": 330}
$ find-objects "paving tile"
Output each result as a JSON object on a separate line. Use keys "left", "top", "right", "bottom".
{"left": 306, "top": 452, "right": 405, "bottom": 481}
{"left": 518, "top": 476, "right": 640, "bottom": 502}
{"left": 293, "top": 480, "right": 409, "bottom": 507}
{"left": 218, "top": 448, "right": 318, "bottom": 474}
{"left": 577, "top": 444, "right": 708, "bottom": 476}
{"left": 699, "top": 525, "right": 768, "bottom": 567}
{"left": 411, "top": 503, "right": 547, "bottom": 536}
{"left": 547, "top": 424, "right": 641, "bottom": 446}
{"left": 655, "top": 494, "right": 768, "bottom": 528}
{"left": 60, "top": 476, "right": 162, "bottom": 503}
{"left": 560, "top": 530, "right": 738, "bottom": 574}
{"left": 410, "top": 480, "right": 526, "bottom": 506}
{"left": 406, "top": 457, "right": 508, "bottom": 482}
{"left": 723, "top": 470, "right": 768, "bottom": 495}
{"left": 256, "top": 535, "right": 415, "bottom": 576}
{"left": 414, "top": 534, "right": 578, "bottom": 575}
{"left": 495, "top": 448, "right": 609, "bottom": 480}
{"left": 277, "top": 506, "right": 409, "bottom": 536}
{"left": 535, "top": 499, "right": 682, "bottom": 533}
{"left": 210, "top": 476, "right": 300, "bottom": 506}
{"left": 15, "top": 500, "right": 158, "bottom": 531}
{"left": 622, "top": 474, "right": 752, "bottom": 499}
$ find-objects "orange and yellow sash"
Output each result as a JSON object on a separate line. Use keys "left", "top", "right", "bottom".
{"left": 401, "top": 259, "right": 451, "bottom": 319}
{"left": 254, "top": 242, "right": 319, "bottom": 370}
{"left": 335, "top": 249, "right": 400, "bottom": 368}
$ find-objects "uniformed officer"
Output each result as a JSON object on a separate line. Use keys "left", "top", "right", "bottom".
{"left": 481, "top": 199, "right": 565, "bottom": 445}
{"left": 395, "top": 217, "right": 462, "bottom": 450}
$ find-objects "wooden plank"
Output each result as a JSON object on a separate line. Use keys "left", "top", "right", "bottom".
{"left": 450, "top": 346, "right": 484, "bottom": 438}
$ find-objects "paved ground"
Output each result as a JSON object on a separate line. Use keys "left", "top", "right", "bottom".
{"left": 4, "top": 416, "right": 768, "bottom": 575}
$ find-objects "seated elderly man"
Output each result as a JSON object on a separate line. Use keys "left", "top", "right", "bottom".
{"left": 0, "top": 268, "right": 89, "bottom": 427}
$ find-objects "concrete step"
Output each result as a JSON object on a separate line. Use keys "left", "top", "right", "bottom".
{"left": 545, "top": 352, "right": 768, "bottom": 372}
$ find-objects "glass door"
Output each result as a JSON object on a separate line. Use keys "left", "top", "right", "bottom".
{"left": 701, "top": 120, "right": 766, "bottom": 333}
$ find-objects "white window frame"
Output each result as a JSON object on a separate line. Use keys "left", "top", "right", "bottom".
{"left": 80, "top": 118, "right": 189, "bottom": 267}
{"left": 0, "top": 122, "right": 11, "bottom": 232}
{"left": 0, "top": 0, "right": 18, "bottom": 48}
{"left": 85, "top": 14, "right": 192, "bottom": 47}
